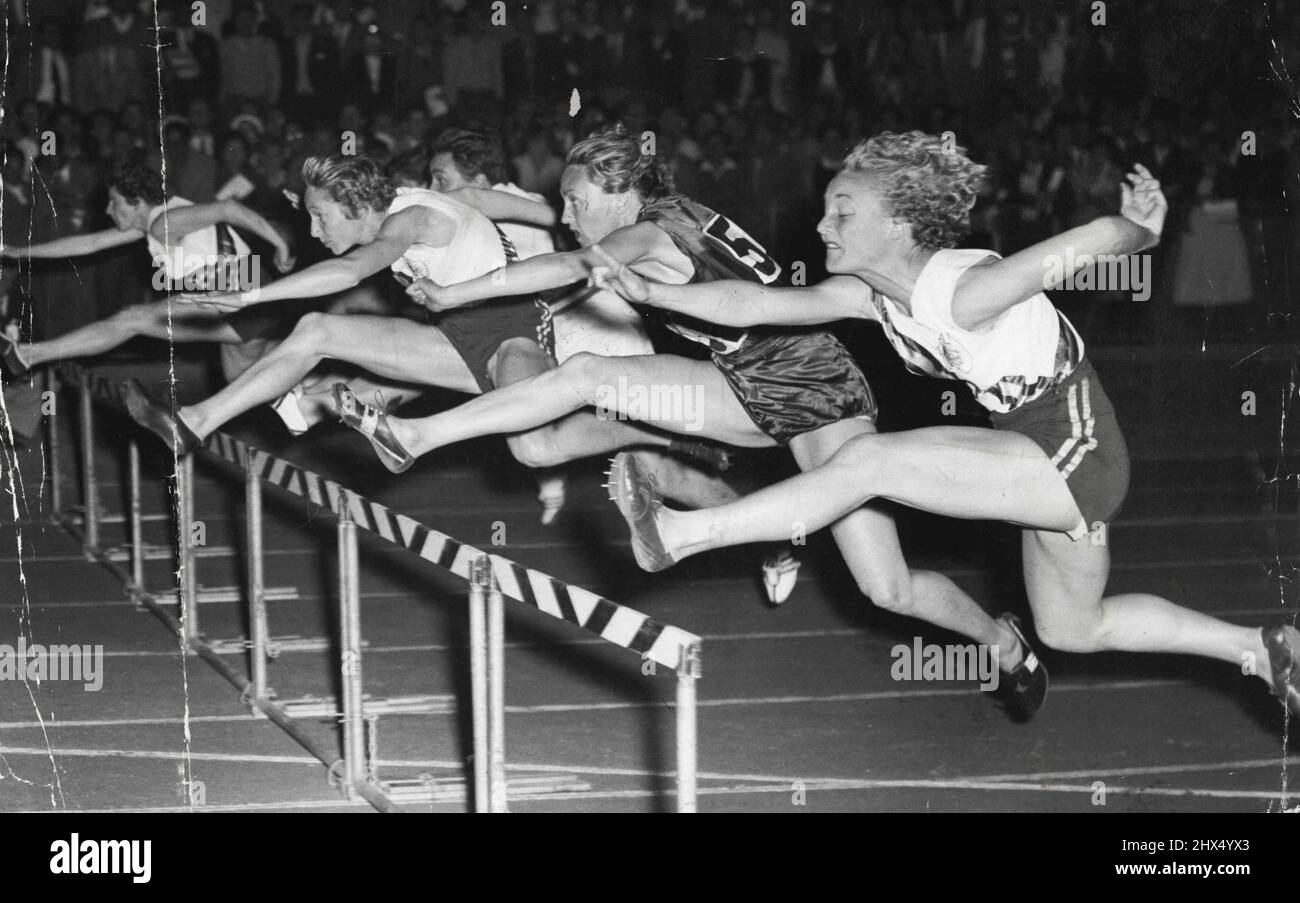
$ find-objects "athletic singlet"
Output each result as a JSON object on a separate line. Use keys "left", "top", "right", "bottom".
{"left": 490, "top": 182, "right": 555, "bottom": 260}
{"left": 637, "top": 195, "right": 786, "bottom": 355}
{"left": 146, "top": 198, "right": 251, "bottom": 288}
{"left": 870, "top": 248, "right": 1084, "bottom": 414}
{"left": 387, "top": 188, "right": 506, "bottom": 285}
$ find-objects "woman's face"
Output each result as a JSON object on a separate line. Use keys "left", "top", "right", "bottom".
{"left": 817, "top": 172, "right": 898, "bottom": 275}
{"left": 559, "top": 165, "right": 628, "bottom": 247}
{"left": 305, "top": 186, "right": 367, "bottom": 255}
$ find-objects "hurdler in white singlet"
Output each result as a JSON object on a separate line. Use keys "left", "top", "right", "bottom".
{"left": 387, "top": 187, "right": 506, "bottom": 285}
{"left": 870, "top": 248, "right": 1084, "bottom": 414}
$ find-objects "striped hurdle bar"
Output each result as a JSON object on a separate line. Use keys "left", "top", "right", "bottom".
{"left": 51, "top": 365, "right": 703, "bottom": 812}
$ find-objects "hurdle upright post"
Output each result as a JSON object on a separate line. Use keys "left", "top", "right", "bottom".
{"left": 337, "top": 492, "right": 366, "bottom": 797}
{"left": 45, "top": 369, "right": 61, "bottom": 514}
{"left": 486, "top": 566, "right": 507, "bottom": 813}
{"left": 177, "top": 453, "right": 200, "bottom": 644}
{"left": 676, "top": 643, "right": 701, "bottom": 814}
{"left": 127, "top": 439, "right": 144, "bottom": 592}
{"left": 468, "top": 555, "right": 490, "bottom": 813}
{"left": 78, "top": 371, "right": 99, "bottom": 555}
{"left": 246, "top": 452, "right": 269, "bottom": 700}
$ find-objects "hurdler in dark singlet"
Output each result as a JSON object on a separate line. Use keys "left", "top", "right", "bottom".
{"left": 636, "top": 195, "right": 876, "bottom": 443}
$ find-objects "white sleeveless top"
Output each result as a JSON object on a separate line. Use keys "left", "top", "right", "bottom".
{"left": 490, "top": 182, "right": 555, "bottom": 261}
{"left": 146, "top": 197, "right": 250, "bottom": 285}
{"left": 870, "top": 248, "right": 1085, "bottom": 414}
{"left": 387, "top": 188, "right": 505, "bottom": 285}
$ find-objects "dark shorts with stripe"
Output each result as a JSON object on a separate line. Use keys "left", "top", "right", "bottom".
{"left": 437, "top": 295, "right": 555, "bottom": 393}
{"left": 988, "top": 357, "right": 1130, "bottom": 539}
{"left": 713, "top": 328, "right": 877, "bottom": 445}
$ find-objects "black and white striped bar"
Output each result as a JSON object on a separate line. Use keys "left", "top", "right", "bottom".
{"left": 61, "top": 364, "right": 703, "bottom": 672}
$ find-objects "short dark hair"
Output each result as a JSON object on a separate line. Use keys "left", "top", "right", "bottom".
{"left": 107, "top": 162, "right": 165, "bottom": 206}
{"left": 301, "top": 154, "right": 396, "bottom": 218}
{"left": 430, "top": 128, "right": 508, "bottom": 185}
{"left": 386, "top": 144, "right": 432, "bottom": 186}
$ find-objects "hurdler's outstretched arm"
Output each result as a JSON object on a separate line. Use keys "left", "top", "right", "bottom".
{"left": 407, "top": 221, "right": 674, "bottom": 312}
{"left": 590, "top": 245, "right": 874, "bottom": 327}
{"left": 447, "top": 187, "right": 556, "bottom": 228}
{"left": 150, "top": 199, "right": 295, "bottom": 271}
{"left": 1, "top": 226, "right": 141, "bottom": 259}
{"left": 951, "top": 164, "right": 1166, "bottom": 331}
{"left": 185, "top": 206, "right": 451, "bottom": 310}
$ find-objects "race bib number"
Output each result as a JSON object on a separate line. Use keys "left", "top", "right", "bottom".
{"left": 703, "top": 214, "right": 780, "bottom": 284}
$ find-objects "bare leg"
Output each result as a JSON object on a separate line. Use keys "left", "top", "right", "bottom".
{"left": 661, "top": 427, "right": 1083, "bottom": 556}
{"left": 648, "top": 423, "right": 1275, "bottom": 676}
{"left": 386, "top": 352, "right": 777, "bottom": 458}
{"left": 23, "top": 301, "right": 242, "bottom": 367}
{"left": 1022, "top": 529, "right": 1272, "bottom": 681}
{"left": 178, "top": 313, "right": 482, "bottom": 439}
{"left": 788, "top": 419, "right": 1018, "bottom": 664}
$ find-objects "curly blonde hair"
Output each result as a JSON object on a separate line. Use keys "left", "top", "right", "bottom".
{"left": 842, "top": 131, "right": 987, "bottom": 250}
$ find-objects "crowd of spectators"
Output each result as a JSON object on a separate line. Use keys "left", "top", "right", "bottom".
{"left": 2, "top": 0, "right": 1299, "bottom": 340}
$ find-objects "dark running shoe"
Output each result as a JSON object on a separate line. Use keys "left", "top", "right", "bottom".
{"left": 604, "top": 451, "right": 676, "bottom": 572}
{"left": 1263, "top": 625, "right": 1300, "bottom": 718}
{"left": 122, "top": 380, "right": 200, "bottom": 456}
{"left": 997, "top": 612, "right": 1048, "bottom": 721}
{"left": 667, "top": 437, "right": 733, "bottom": 472}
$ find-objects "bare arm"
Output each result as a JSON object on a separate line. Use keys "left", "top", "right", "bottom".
{"left": 413, "top": 221, "right": 666, "bottom": 311}
{"left": 2, "top": 227, "right": 141, "bottom": 259}
{"left": 149, "top": 200, "right": 293, "bottom": 269}
{"left": 195, "top": 207, "right": 445, "bottom": 309}
{"left": 952, "top": 164, "right": 1166, "bottom": 331}
{"left": 448, "top": 187, "right": 557, "bottom": 227}
{"left": 592, "top": 244, "right": 874, "bottom": 326}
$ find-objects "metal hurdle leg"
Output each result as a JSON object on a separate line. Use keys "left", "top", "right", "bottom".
{"left": 78, "top": 372, "right": 98, "bottom": 556}
{"left": 45, "top": 370, "right": 61, "bottom": 513}
{"left": 177, "top": 453, "right": 200, "bottom": 644}
{"left": 246, "top": 453, "right": 269, "bottom": 701}
{"left": 337, "top": 495, "right": 366, "bottom": 798}
{"left": 676, "top": 643, "right": 701, "bottom": 814}
{"left": 468, "top": 556, "right": 490, "bottom": 813}
{"left": 486, "top": 567, "right": 507, "bottom": 813}
{"left": 127, "top": 439, "right": 144, "bottom": 592}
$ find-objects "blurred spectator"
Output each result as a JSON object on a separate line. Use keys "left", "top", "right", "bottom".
{"left": 73, "top": 0, "right": 150, "bottom": 112}
{"left": 220, "top": 3, "right": 282, "bottom": 108}
{"left": 346, "top": 28, "right": 398, "bottom": 112}
{"left": 158, "top": 1, "right": 222, "bottom": 110}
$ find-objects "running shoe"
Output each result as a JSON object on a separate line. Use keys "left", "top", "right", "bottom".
{"left": 1263, "top": 624, "right": 1300, "bottom": 718}
{"left": 761, "top": 547, "right": 801, "bottom": 605}
{"left": 122, "top": 380, "right": 200, "bottom": 456}
{"left": 270, "top": 384, "right": 310, "bottom": 436}
{"left": 996, "top": 612, "right": 1049, "bottom": 721}
{"left": 0, "top": 323, "right": 30, "bottom": 378}
{"left": 604, "top": 451, "right": 676, "bottom": 572}
{"left": 332, "top": 383, "right": 415, "bottom": 474}
{"left": 537, "top": 474, "right": 567, "bottom": 526}
{"left": 667, "top": 437, "right": 733, "bottom": 472}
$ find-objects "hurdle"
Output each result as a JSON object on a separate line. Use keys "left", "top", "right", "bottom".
{"left": 46, "top": 363, "right": 702, "bottom": 813}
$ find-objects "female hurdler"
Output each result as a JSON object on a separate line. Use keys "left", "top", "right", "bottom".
{"left": 594, "top": 131, "right": 1300, "bottom": 717}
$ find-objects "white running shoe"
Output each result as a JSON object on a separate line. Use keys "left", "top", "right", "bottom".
{"left": 761, "top": 548, "right": 801, "bottom": 605}
{"left": 537, "top": 473, "right": 567, "bottom": 525}
{"left": 270, "top": 384, "right": 310, "bottom": 435}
